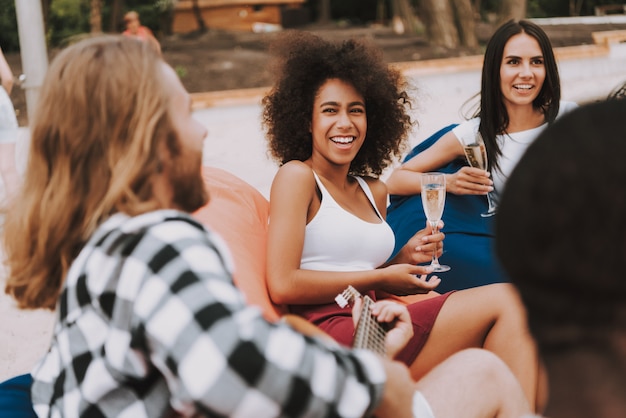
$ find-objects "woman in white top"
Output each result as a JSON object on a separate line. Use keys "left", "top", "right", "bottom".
{"left": 386, "top": 19, "right": 577, "bottom": 199}
{"left": 263, "top": 30, "right": 543, "bottom": 414}
{"left": 385, "top": 20, "right": 576, "bottom": 292}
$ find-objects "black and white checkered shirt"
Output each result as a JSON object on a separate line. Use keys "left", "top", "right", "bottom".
{"left": 31, "top": 210, "right": 385, "bottom": 417}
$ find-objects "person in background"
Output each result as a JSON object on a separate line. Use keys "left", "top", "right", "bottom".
{"left": 496, "top": 99, "right": 626, "bottom": 418}
{"left": 1, "top": 35, "right": 531, "bottom": 418}
{"left": 0, "top": 45, "right": 20, "bottom": 203}
{"left": 263, "top": 30, "right": 545, "bottom": 412}
{"left": 123, "top": 10, "right": 161, "bottom": 53}
{"left": 384, "top": 19, "right": 577, "bottom": 292}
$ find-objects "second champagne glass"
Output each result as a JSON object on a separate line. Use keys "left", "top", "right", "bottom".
{"left": 462, "top": 130, "right": 497, "bottom": 217}
{"left": 420, "top": 172, "right": 450, "bottom": 272}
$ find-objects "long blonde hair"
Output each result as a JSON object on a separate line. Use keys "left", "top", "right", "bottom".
{"left": 4, "top": 36, "right": 176, "bottom": 309}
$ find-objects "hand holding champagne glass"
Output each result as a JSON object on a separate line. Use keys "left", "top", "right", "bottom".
{"left": 462, "top": 130, "right": 498, "bottom": 217}
{"left": 420, "top": 173, "right": 450, "bottom": 272}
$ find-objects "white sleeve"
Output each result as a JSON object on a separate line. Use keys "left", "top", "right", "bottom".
{"left": 558, "top": 100, "right": 578, "bottom": 118}
{"left": 451, "top": 118, "right": 481, "bottom": 146}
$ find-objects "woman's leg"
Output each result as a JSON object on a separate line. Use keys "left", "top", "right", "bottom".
{"left": 417, "top": 348, "right": 531, "bottom": 418}
{"left": 409, "top": 283, "right": 543, "bottom": 411}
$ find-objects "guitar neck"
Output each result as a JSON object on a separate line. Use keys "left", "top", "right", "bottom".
{"left": 336, "top": 286, "right": 387, "bottom": 356}
{"left": 352, "top": 295, "right": 387, "bottom": 356}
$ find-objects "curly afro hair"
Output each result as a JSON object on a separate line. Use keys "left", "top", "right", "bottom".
{"left": 262, "top": 30, "right": 415, "bottom": 177}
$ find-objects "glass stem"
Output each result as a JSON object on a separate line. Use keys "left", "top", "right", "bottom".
{"left": 430, "top": 221, "right": 441, "bottom": 267}
{"left": 486, "top": 191, "right": 497, "bottom": 212}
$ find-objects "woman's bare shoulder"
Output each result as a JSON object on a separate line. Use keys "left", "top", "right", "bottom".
{"left": 275, "top": 160, "right": 314, "bottom": 182}
{"left": 272, "top": 161, "right": 316, "bottom": 195}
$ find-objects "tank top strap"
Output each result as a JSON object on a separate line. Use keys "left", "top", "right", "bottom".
{"left": 354, "top": 176, "right": 384, "bottom": 220}
{"left": 311, "top": 170, "right": 334, "bottom": 204}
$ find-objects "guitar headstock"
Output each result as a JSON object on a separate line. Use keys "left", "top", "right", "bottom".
{"left": 335, "top": 285, "right": 362, "bottom": 308}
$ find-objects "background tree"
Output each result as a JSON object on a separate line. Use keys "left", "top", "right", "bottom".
{"left": 418, "top": 0, "right": 478, "bottom": 49}
{"left": 318, "top": 0, "right": 331, "bottom": 24}
{"left": 418, "top": 0, "right": 459, "bottom": 48}
{"left": 498, "top": 0, "right": 527, "bottom": 23}
{"left": 569, "top": 0, "right": 584, "bottom": 16}
{"left": 191, "top": 0, "right": 207, "bottom": 33}
{"left": 450, "top": 0, "right": 478, "bottom": 48}
{"left": 109, "top": 0, "right": 124, "bottom": 32}
{"left": 390, "top": 0, "right": 422, "bottom": 34}
{"left": 90, "top": 0, "right": 102, "bottom": 33}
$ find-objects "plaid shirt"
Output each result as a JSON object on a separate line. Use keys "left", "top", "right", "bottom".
{"left": 31, "top": 210, "right": 385, "bottom": 417}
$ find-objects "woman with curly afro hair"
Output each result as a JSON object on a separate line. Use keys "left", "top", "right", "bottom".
{"left": 263, "top": 31, "right": 545, "bottom": 412}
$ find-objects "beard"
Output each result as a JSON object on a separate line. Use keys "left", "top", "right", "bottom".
{"left": 168, "top": 145, "right": 209, "bottom": 213}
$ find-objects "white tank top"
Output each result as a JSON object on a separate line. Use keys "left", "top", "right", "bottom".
{"left": 300, "top": 172, "right": 396, "bottom": 272}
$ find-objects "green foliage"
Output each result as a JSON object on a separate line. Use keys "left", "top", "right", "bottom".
{"left": 0, "top": 0, "right": 19, "bottom": 51}
{"left": 48, "top": 0, "right": 90, "bottom": 46}
{"left": 175, "top": 65, "right": 187, "bottom": 79}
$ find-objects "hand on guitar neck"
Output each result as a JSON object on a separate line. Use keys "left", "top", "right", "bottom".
{"left": 337, "top": 286, "right": 414, "bottom": 359}
{"left": 281, "top": 285, "right": 414, "bottom": 360}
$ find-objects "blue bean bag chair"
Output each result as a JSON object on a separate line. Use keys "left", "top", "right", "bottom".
{"left": 0, "top": 374, "right": 37, "bottom": 417}
{"left": 386, "top": 124, "right": 509, "bottom": 292}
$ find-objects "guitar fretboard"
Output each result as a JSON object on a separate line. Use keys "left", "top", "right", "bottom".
{"left": 335, "top": 286, "right": 387, "bottom": 356}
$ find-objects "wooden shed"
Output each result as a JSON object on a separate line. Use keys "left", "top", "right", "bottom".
{"left": 172, "top": 0, "right": 308, "bottom": 33}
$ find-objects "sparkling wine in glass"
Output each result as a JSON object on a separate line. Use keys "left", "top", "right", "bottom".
{"left": 420, "top": 173, "right": 450, "bottom": 272}
{"left": 462, "top": 131, "right": 497, "bottom": 217}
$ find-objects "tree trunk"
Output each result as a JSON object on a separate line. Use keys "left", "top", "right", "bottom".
{"left": 450, "top": 0, "right": 478, "bottom": 48}
{"left": 419, "top": 0, "right": 459, "bottom": 49}
{"left": 376, "top": 0, "right": 386, "bottom": 23}
{"left": 90, "top": 0, "right": 102, "bottom": 33}
{"left": 192, "top": 0, "right": 208, "bottom": 33}
{"left": 40, "top": 0, "right": 52, "bottom": 34}
{"left": 498, "top": 0, "right": 527, "bottom": 25}
{"left": 318, "top": 0, "right": 331, "bottom": 24}
{"left": 390, "top": 0, "right": 421, "bottom": 35}
{"left": 109, "top": 0, "right": 124, "bottom": 32}
{"left": 569, "top": 0, "right": 584, "bottom": 16}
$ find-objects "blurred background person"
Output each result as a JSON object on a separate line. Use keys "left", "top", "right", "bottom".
{"left": 122, "top": 10, "right": 161, "bottom": 53}
{"left": 0, "top": 45, "right": 20, "bottom": 204}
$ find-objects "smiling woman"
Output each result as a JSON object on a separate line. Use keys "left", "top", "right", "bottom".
{"left": 261, "top": 30, "right": 546, "bottom": 413}
{"left": 384, "top": 19, "right": 578, "bottom": 292}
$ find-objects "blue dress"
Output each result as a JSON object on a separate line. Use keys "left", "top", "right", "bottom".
{"left": 386, "top": 124, "right": 509, "bottom": 292}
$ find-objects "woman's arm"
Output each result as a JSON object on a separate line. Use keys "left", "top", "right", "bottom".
{"left": 0, "top": 47, "right": 14, "bottom": 95}
{"left": 266, "top": 162, "right": 437, "bottom": 305}
{"left": 386, "top": 130, "right": 492, "bottom": 196}
{"left": 386, "top": 131, "right": 463, "bottom": 195}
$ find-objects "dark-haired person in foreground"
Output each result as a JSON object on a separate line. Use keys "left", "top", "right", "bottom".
{"left": 497, "top": 98, "right": 626, "bottom": 418}
{"left": 1, "top": 35, "right": 530, "bottom": 417}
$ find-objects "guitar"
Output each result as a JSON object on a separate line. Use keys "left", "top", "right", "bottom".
{"left": 335, "top": 285, "right": 387, "bottom": 356}
{"left": 281, "top": 285, "right": 388, "bottom": 356}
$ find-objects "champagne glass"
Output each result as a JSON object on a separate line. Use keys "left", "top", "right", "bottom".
{"left": 462, "top": 130, "right": 497, "bottom": 217}
{"left": 420, "top": 173, "right": 450, "bottom": 272}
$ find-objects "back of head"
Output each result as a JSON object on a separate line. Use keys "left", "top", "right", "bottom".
{"left": 4, "top": 35, "right": 172, "bottom": 310}
{"left": 496, "top": 99, "right": 626, "bottom": 352}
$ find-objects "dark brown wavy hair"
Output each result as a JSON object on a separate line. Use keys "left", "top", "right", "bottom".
{"left": 262, "top": 30, "right": 414, "bottom": 177}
